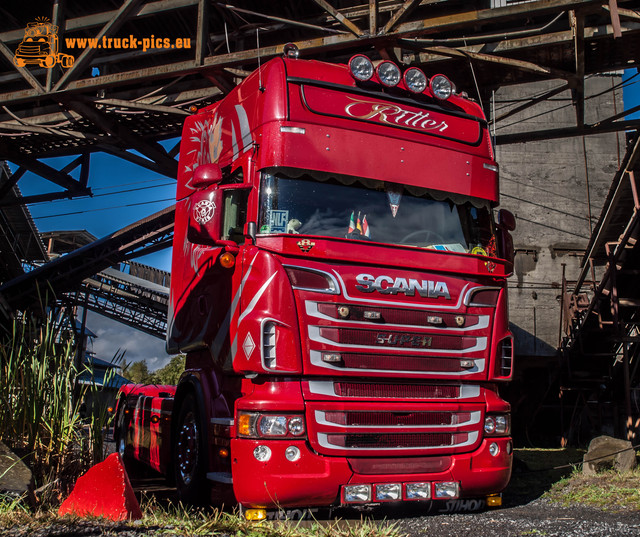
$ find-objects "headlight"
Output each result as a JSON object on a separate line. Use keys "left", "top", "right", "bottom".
{"left": 343, "top": 484, "right": 371, "bottom": 503}
{"left": 237, "top": 411, "right": 306, "bottom": 438}
{"left": 484, "top": 414, "right": 510, "bottom": 436}
{"left": 430, "top": 74, "right": 454, "bottom": 100}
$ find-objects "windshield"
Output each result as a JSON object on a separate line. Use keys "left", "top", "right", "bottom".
{"left": 258, "top": 172, "right": 497, "bottom": 255}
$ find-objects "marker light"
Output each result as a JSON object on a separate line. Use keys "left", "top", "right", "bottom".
{"left": 244, "top": 508, "right": 267, "bottom": 521}
{"left": 283, "top": 42, "right": 299, "bottom": 58}
{"left": 430, "top": 74, "right": 454, "bottom": 100}
{"left": 219, "top": 252, "right": 235, "bottom": 268}
{"left": 376, "top": 61, "right": 401, "bottom": 87}
{"left": 404, "top": 67, "right": 427, "bottom": 93}
{"left": 349, "top": 55, "right": 374, "bottom": 81}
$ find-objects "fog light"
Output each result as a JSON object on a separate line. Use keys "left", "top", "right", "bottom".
{"left": 405, "top": 482, "right": 431, "bottom": 500}
{"left": 244, "top": 508, "right": 267, "bottom": 521}
{"left": 486, "top": 493, "right": 502, "bottom": 507}
{"left": 434, "top": 482, "right": 459, "bottom": 499}
{"left": 375, "top": 483, "right": 401, "bottom": 501}
{"left": 489, "top": 442, "right": 499, "bottom": 457}
{"left": 253, "top": 445, "right": 271, "bottom": 462}
{"left": 285, "top": 446, "right": 301, "bottom": 462}
{"left": 344, "top": 484, "right": 371, "bottom": 503}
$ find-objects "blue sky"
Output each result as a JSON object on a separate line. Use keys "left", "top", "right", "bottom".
{"left": 10, "top": 68, "right": 640, "bottom": 369}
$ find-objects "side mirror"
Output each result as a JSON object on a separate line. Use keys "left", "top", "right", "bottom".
{"left": 498, "top": 209, "right": 516, "bottom": 231}
{"left": 187, "top": 188, "right": 222, "bottom": 245}
{"left": 192, "top": 163, "right": 223, "bottom": 188}
{"left": 496, "top": 209, "right": 515, "bottom": 266}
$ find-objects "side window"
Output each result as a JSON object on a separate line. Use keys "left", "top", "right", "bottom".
{"left": 221, "top": 189, "right": 249, "bottom": 244}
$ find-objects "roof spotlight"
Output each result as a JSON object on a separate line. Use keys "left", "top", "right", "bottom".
{"left": 430, "top": 74, "right": 455, "bottom": 100}
{"left": 376, "top": 61, "right": 401, "bottom": 87}
{"left": 349, "top": 55, "right": 374, "bottom": 82}
{"left": 283, "top": 43, "right": 300, "bottom": 59}
{"left": 404, "top": 67, "right": 427, "bottom": 93}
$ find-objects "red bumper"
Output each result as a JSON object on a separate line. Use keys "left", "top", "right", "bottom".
{"left": 231, "top": 437, "right": 512, "bottom": 508}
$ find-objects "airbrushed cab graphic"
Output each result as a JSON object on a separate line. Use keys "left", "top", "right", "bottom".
{"left": 115, "top": 47, "right": 516, "bottom": 516}
{"left": 13, "top": 20, "right": 74, "bottom": 69}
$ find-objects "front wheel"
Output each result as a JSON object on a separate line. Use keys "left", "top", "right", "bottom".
{"left": 174, "top": 393, "right": 210, "bottom": 504}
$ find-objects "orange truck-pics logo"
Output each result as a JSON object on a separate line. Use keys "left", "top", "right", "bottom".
{"left": 13, "top": 18, "right": 74, "bottom": 69}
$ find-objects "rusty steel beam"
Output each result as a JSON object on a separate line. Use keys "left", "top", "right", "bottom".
{"left": 53, "top": 0, "right": 144, "bottom": 91}
{"left": 381, "top": 0, "right": 423, "bottom": 35}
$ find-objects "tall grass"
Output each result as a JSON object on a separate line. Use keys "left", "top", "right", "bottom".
{"left": 0, "top": 311, "right": 101, "bottom": 498}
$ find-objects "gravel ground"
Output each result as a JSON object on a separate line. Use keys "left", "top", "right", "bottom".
{"left": 390, "top": 498, "right": 640, "bottom": 537}
{"left": 3, "top": 498, "right": 639, "bottom": 537}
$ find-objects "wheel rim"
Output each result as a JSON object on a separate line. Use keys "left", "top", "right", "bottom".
{"left": 177, "top": 411, "right": 199, "bottom": 485}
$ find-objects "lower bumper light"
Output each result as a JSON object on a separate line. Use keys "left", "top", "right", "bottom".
{"left": 375, "top": 483, "right": 401, "bottom": 501}
{"left": 434, "top": 481, "right": 460, "bottom": 499}
{"left": 405, "top": 482, "right": 431, "bottom": 500}
{"left": 244, "top": 508, "right": 267, "bottom": 521}
{"left": 489, "top": 442, "right": 499, "bottom": 457}
{"left": 486, "top": 493, "right": 502, "bottom": 507}
{"left": 344, "top": 484, "right": 371, "bottom": 503}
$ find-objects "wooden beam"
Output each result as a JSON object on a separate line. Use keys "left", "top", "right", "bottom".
{"left": 369, "top": 0, "right": 378, "bottom": 35}
{"left": 570, "top": 10, "right": 586, "bottom": 127}
{"left": 311, "top": 0, "right": 364, "bottom": 36}
{"left": 416, "top": 45, "right": 575, "bottom": 80}
{"left": 608, "top": 0, "right": 623, "bottom": 37}
{"left": 195, "top": 0, "right": 210, "bottom": 66}
{"left": 382, "top": 0, "right": 423, "bottom": 35}
{"left": 53, "top": 0, "right": 144, "bottom": 91}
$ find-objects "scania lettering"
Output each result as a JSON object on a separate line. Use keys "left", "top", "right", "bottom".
{"left": 114, "top": 47, "right": 516, "bottom": 516}
{"left": 355, "top": 274, "right": 451, "bottom": 299}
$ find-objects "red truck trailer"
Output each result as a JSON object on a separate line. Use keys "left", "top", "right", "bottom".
{"left": 115, "top": 46, "right": 515, "bottom": 519}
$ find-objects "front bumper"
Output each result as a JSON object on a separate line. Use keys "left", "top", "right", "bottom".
{"left": 231, "top": 437, "right": 512, "bottom": 508}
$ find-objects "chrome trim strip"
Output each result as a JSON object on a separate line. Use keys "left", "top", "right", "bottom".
{"left": 308, "top": 326, "right": 487, "bottom": 354}
{"left": 332, "top": 271, "right": 470, "bottom": 311}
{"left": 207, "top": 472, "right": 233, "bottom": 484}
{"left": 305, "top": 301, "right": 489, "bottom": 331}
{"left": 306, "top": 380, "right": 481, "bottom": 399}
{"left": 316, "top": 431, "right": 479, "bottom": 452}
{"left": 309, "top": 350, "right": 485, "bottom": 375}
{"left": 463, "top": 286, "right": 502, "bottom": 307}
{"left": 314, "top": 410, "right": 482, "bottom": 429}
{"left": 210, "top": 418, "right": 234, "bottom": 426}
{"left": 283, "top": 264, "right": 340, "bottom": 295}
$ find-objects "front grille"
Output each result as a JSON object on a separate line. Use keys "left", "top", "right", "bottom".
{"left": 339, "top": 353, "right": 465, "bottom": 372}
{"left": 334, "top": 382, "right": 460, "bottom": 399}
{"left": 324, "top": 411, "right": 470, "bottom": 426}
{"left": 327, "top": 432, "right": 468, "bottom": 448}
{"left": 319, "top": 327, "right": 476, "bottom": 350}
{"left": 317, "top": 303, "right": 478, "bottom": 328}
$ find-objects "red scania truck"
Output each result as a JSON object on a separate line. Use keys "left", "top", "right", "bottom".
{"left": 115, "top": 45, "right": 515, "bottom": 518}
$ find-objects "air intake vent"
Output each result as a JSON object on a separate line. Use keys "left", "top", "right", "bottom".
{"left": 334, "top": 382, "right": 460, "bottom": 399}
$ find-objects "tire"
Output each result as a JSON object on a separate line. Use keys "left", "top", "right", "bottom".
{"left": 43, "top": 55, "right": 55, "bottom": 68}
{"left": 174, "top": 393, "right": 210, "bottom": 504}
